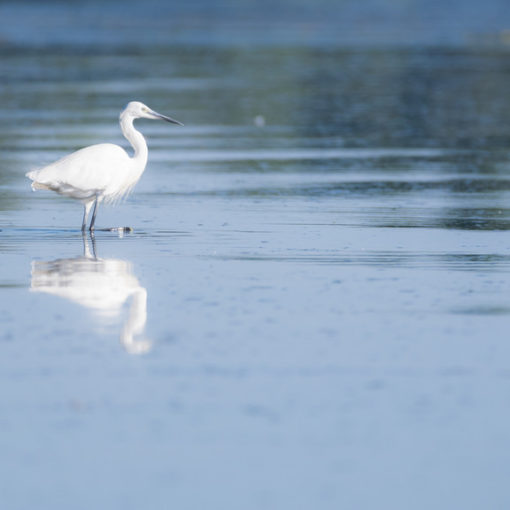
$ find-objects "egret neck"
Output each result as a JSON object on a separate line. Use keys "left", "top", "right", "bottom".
{"left": 120, "top": 110, "right": 148, "bottom": 177}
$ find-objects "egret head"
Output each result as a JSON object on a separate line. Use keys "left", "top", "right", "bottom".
{"left": 121, "top": 101, "right": 183, "bottom": 125}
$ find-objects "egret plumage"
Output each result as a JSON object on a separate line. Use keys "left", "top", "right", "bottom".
{"left": 26, "top": 101, "right": 183, "bottom": 232}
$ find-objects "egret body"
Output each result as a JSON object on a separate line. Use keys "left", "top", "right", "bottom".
{"left": 26, "top": 101, "right": 182, "bottom": 231}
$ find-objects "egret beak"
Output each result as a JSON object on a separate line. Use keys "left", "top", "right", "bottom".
{"left": 150, "top": 109, "right": 183, "bottom": 126}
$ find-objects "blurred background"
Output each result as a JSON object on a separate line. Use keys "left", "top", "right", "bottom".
{"left": 3, "top": 0, "right": 510, "bottom": 47}
{"left": 2, "top": 1, "right": 510, "bottom": 510}
{"left": 2, "top": 0, "right": 510, "bottom": 145}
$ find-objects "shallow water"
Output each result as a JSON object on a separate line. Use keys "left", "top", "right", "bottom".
{"left": 3, "top": 3, "right": 510, "bottom": 509}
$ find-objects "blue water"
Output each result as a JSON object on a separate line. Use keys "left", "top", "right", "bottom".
{"left": 2, "top": 2, "right": 510, "bottom": 509}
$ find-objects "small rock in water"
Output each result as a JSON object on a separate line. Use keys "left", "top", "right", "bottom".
{"left": 254, "top": 115, "right": 266, "bottom": 127}
{"left": 107, "top": 226, "right": 133, "bottom": 238}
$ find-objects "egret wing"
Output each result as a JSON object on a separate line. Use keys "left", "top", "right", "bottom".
{"left": 27, "top": 144, "right": 130, "bottom": 200}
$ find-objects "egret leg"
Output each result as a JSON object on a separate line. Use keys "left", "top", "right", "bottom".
{"left": 82, "top": 202, "right": 93, "bottom": 232}
{"left": 89, "top": 198, "right": 99, "bottom": 232}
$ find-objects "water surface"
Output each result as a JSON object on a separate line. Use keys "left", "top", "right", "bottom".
{"left": 2, "top": 3, "right": 510, "bottom": 509}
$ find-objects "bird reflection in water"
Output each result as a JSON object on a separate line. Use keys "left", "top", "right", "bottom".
{"left": 30, "top": 234, "right": 151, "bottom": 354}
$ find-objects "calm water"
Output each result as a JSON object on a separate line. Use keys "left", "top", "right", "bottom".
{"left": 2, "top": 2, "right": 510, "bottom": 509}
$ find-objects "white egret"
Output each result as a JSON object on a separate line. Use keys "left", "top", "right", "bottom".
{"left": 26, "top": 101, "right": 183, "bottom": 232}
